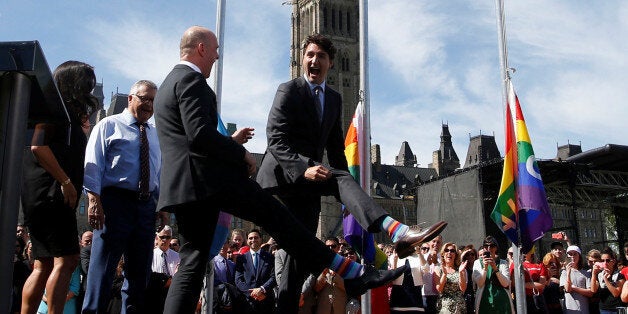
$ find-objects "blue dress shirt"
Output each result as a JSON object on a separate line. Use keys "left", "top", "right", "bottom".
{"left": 84, "top": 109, "right": 161, "bottom": 195}
{"left": 303, "top": 74, "right": 326, "bottom": 113}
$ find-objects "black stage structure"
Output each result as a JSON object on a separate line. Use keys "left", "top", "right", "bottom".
{"left": 0, "top": 41, "right": 70, "bottom": 313}
{"left": 414, "top": 144, "right": 628, "bottom": 255}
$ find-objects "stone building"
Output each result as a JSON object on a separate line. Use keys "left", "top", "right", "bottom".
{"left": 428, "top": 123, "right": 460, "bottom": 176}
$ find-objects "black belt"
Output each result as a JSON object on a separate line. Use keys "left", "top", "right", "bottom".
{"left": 103, "top": 186, "right": 153, "bottom": 201}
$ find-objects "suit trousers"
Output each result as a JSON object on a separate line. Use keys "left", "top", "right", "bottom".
{"left": 163, "top": 177, "right": 337, "bottom": 314}
{"left": 82, "top": 187, "right": 156, "bottom": 313}
{"left": 274, "top": 168, "right": 389, "bottom": 313}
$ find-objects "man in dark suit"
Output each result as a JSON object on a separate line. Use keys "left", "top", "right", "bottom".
{"left": 154, "top": 26, "right": 407, "bottom": 314}
{"left": 256, "top": 33, "right": 448, "bottom": 312}
{"left": 234, "top": 230, "right": 276, "bottom": 313}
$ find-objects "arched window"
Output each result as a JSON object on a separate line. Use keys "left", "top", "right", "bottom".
{"left": 339, "top": 9, "right": 343, "bottom": 33}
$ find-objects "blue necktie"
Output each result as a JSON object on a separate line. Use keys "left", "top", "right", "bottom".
{"left": 313, "top": 86, "right": 323, "bottom": 122}
{"left": 253, "top": 252, "right": 258, "bottom": 271}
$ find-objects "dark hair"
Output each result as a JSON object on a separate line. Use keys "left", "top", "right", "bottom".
{"left": 482, "top": 235, "right": 499, "bottom": 248}
{"left": 53, "top": 61, "right": 98, "bottom": 122}
{"left": 248, "top": 229, "right": 262, "bottom": 238}
{"left": 325, "top": 236, "right": 339, "bottom": 245}
{"left": 302, "top": 34, "right": 336, "bottom": 61}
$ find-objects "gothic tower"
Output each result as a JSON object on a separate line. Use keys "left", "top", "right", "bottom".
{"left": 288, "top": 0, "right": 360, "bottom": 133}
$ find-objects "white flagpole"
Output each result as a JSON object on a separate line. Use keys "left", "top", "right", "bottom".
{"left": 494, "top": 0, "right": 525, "bottom": 313}
{"left": 359, "top": 0, "right": 372, "bottom": 313}
{"left": 211, "top": 0, "right": 226, "bottom": 113}
{"left": 204, "top": 2, "right": 226, "bottom": 313}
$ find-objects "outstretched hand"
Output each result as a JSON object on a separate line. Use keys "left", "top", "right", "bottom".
{"left": 232, "top": 127, "right": 255, "bottom": 144}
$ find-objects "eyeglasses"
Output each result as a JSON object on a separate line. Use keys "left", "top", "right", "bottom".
{"left": 159, "top": 235, "right": 172, "bottom": 240}
{"left": 132, "top": 94, "right": 154, "bottom": 104}
{"left": 420, "top": 247, "right": 429, "bottom": 251}
{"left": 443, "top": 248, "right": 456, "bottom": 253}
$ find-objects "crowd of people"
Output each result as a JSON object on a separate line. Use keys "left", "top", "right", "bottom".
{"left": 15, "top": 23, "right": 627, "bottom": 314}
{"left": 207, "top": 230, "right": 628, "bottom": 314}
{"left": 13, "top": 26, "right": 456, "bottom": 314}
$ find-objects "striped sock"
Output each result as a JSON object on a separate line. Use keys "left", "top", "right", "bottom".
{"left": 382, "top": 216, "right": 409, "bottom": 243}
{"left": 330, "top": 254, "right": 363, "bottom": 279}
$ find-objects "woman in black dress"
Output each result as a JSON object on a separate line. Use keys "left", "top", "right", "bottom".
{"left": 20, "top": 61, "right": 97, "bottom": 313}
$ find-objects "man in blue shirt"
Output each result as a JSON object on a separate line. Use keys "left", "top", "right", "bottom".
{"left": 82, "top": 80, "right": 162, "bottom": 313}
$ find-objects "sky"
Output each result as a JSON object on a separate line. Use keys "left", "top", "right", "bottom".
{"left": 2, "top": 1, "right": 627, "bottom": 167}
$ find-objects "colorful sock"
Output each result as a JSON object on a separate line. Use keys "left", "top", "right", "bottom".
{"left": 330, "top": 254, "right": 363, "bottom": 279}
{"left": 382, "top": 216, "right": 409, "bottom": 243}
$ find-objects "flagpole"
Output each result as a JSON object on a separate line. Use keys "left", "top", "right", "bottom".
{"left": 494, "top": 0, "right": 525, "bottom": 312}
{"left": 359, "top": 0, "right": 372, "bottom": 313}
{"left": 203, "top": 2, "right": 226, "bottom": 313}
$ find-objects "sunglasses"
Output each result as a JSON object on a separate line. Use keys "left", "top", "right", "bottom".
{"left": 159, "top": 235, "right": 172, "bottom": 240}
{"left": 443, "top": 248, "right": 456, "bottom": 253}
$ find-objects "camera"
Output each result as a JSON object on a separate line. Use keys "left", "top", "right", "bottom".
{"left": 483, "top": 251, "right": 491, "bottom": 258}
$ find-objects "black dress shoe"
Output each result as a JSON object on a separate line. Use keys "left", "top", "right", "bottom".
{"left": 344, "top": 264, "right": 407, "bottom": 297}
{"left": 394, "top": 221, "right": 448, "bottom": 259}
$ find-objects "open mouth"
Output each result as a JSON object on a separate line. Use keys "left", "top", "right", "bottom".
{"left": 309, "top": 67, "right": 320, "bottom": 76}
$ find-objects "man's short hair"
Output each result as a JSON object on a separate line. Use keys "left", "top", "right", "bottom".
{"left": 248, "top": 229, "right": 262, "bottom": 238}
{"left": 129, "top": 80, "right": 157, "bottom": 95}
{"left": 302, "top": 34, "right": 336, "bottom": 61}
{"left": 158, "top": 225, "right": 173, "bottom": 235}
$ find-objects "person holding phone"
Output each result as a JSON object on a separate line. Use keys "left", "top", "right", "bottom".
{"left": 472, "top": 236, "right": 513, "bottom": 313}
{"left": 591, "top": 247, "right": 625, "bottom": 314}
{"left": 560, "top": 245, "right": 594, "bottom": 313}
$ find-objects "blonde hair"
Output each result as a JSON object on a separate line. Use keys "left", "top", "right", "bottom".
{"left": 440, "top": 242, "right": 461, "bottom": 268}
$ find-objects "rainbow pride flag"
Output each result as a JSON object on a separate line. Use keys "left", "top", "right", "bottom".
{"left": 343, "top": 101, "right": 388, "bottom": 269}
{"left": 491, "top": 81, "right": 552, "bottom": 252}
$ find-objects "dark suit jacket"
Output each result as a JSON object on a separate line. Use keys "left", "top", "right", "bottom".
{"left": 257, "top": 76, "right": 348, "bottom": 191}
{"left": 235, "top": 250, "right": 276, "bottom": 312}
{"left": 153, "top": 64, "right": 247, "bottom": 211}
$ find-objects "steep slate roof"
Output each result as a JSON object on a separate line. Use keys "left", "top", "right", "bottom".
{"left": 372, "top": 164, "right": 437, "bottom": 199}
{"left": 395, "top": 141, "right": 417, "bottom": 166}
{"left": 463, "top": 134, "right": 501, "bottom": 168}
{"left": 106, "top": 93, "right": 128, "bottom": 116}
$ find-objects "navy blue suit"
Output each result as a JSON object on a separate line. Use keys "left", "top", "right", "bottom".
{"left": 235, "top": 250, "right": 276, "bottom": 314}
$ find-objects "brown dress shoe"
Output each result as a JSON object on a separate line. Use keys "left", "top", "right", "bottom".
{"left": 394, "top": 221, "right": 448, "bottom": 258}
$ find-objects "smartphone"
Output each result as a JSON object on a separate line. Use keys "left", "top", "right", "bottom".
{"left": 483, "top": 251, "right": 491, "bottom": 258}
{"left": 551, "top": 232, "right": 564, "bottom": 240}
{"left": 594, "top": 261, "right": 606, "bottom": 269}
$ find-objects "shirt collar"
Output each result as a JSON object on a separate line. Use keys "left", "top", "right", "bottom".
{"left": 303, "top": 74, "right": 326, "bottom": 93}
{"left": 179, "top": 60, "right": 202, "bottom": 74}
{"left": 121, "top": 108, "right": 152, "bottom": 128}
